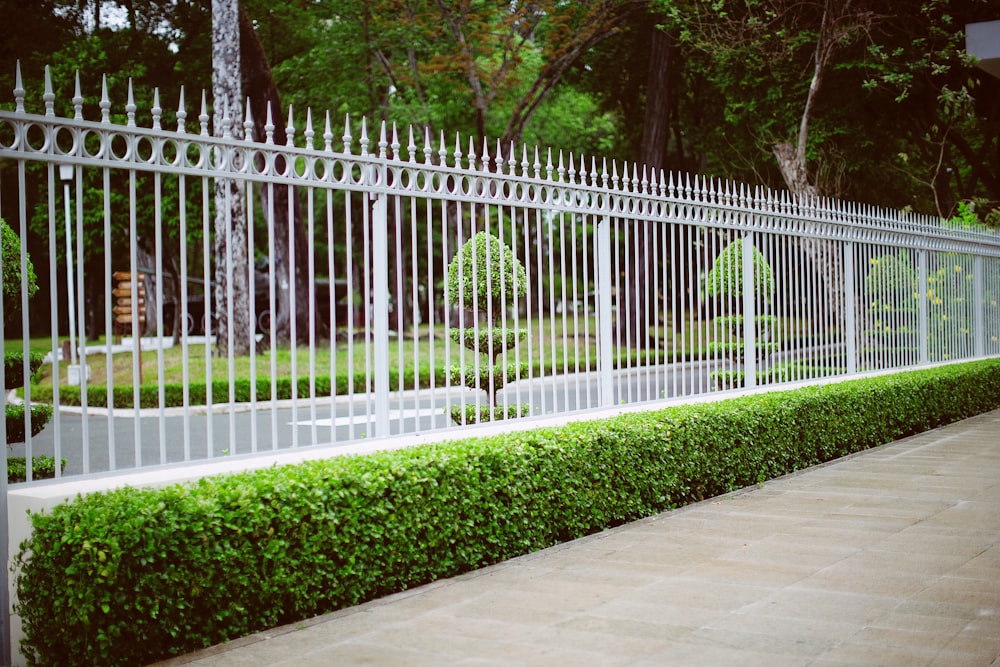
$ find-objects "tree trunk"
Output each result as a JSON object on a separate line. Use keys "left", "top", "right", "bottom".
{"left": 621, "top": 22, "right": 673, "bottom": 348}
{"left": 239, "top": 7, "right": 305, "bottom": 346}
{"left": 212, "top": 0, "right": 253, "bottom": 357}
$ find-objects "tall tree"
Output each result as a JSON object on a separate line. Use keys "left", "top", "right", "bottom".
{"left": 212, "top": 0, "right": 252, "bottom": 356}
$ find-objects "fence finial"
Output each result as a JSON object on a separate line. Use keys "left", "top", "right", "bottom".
{"left": 390, "top": 122, "right": 400, "bottom": 160}
{"left": 286, "top": 105, "right": 296, "bottom": 148}
{"left": 126, "top": 78, "right": 136, "bottom": 127}
{"left": 243, "top": 98, "right": 254, "bottom": 142}
{"left": 264, "top": 102, "right": 275, "bottom": 144}
{"left": 73, "top": 71, "right": 84, "bottom": 120}
{"left": 467, "top": 135, "right": 476, "bottom": 169}
{"left": 422, "top": 126, "right": 432, "bottom": 164}
{"left": 407, "top": 125, "right": 416, "bottom": 162}
{"left": 151, "top": 88, "right": 162, "bottom": 130}
{"left": 377, "top": 119, "right": 388, "bottom": 159}
{"left": 521, "top": 144, "right": 530, "bottom": 177}
{"left": 323, "top": 110, "right": 333, "bottom": 152}
{"left": 453, "top": 132, "right": 462, "bottom": 166}
{"left": 304, "top": 107, "right": 314, "bottom": 150}
{"left": 199, "top": 90, "right": 209, "bottom": 135}
{"left": 43, "top": 65, "right": 55, "bottom": 117}
{"left": 641, "top": 164, "right": 649, "bottom": 194}
{"left": 359, "top": 116, "right": 369, "bottom": 156}
{"left": 479, "top": 136, "right": 489, "bottom": 170}
{"left": 659, "top": 168, "right": 666, "bottom": 197}
{"left": 565, "top": 152, "right": 574, "bottom": 184}
{"left": 438, "top": 130, "right": 447, "bottom": 165}
{"left": 533, "top": 146, "right": 541, "bottom": 179}
{"left": 591, "top": 157, "right": 599, "bottom": 187}
{"left": 496, "top": 138, "right": 505, "bottom": 173}
{"left": 343, "top": 113, "right": 352, "bottom": 154}
{"left": 176, "top": 86, "right": 187, "bottom": 133}
{"left": 13, "top": 60, "right": 25, "bottom": 114}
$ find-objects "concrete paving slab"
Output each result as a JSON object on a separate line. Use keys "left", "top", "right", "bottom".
{"left": 155, "top": 409, "right": 1000, "bottom": 667}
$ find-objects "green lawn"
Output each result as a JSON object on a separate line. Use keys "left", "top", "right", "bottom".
{"left": 20, "top": 315, "right": 814, "bottom": 396}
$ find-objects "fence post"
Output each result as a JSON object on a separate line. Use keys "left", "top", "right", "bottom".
{"left": 371, "top": 188, "right": 391, "bottom": 437}
{"left": 918, "top": 250, "right": 929, "bottom": 364}
{"left": 844, "top": 241, "right": 857, "bottom": 374}
{"left": 597, "top": 215, "right": 614, "bottom": 406}
{"left": 742, "top": 232, "right": 757, "bottom": 388}
{"left": 974, "top": 256, "right": 985, "bottom": 358}
{"left": 0, "top": 241, "right": 9, "bottom": 667}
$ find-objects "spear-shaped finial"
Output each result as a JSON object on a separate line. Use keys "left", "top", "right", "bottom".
{"left": 323, "top": 110, "right": 333, "bottom": 152}
{"left": 125, "top": 78, "right": 136, "bottom": 127}
{"left": 151, "top": 88, "right": 162, "bottom": 130}
{"left": 264, "top": 101, "right": 275, "bottom": 144}
{"left": 198, "top": 89, "right": 209, "bottom": 135}
{"left": 43, "top": 65, "right": 55, "bottom": 117}
{"left": 286, "top": 105, "right": 296, "bottom": 148}
{"left": 343, "top": 113, "right": 353, "bottom": 154}
{"left": 73, "top": 71, "right": 84, "bottom": 120}
{"left": 13, "top": 60, "right": 25, "bottom": 114}
{"left": 304, "top": 108, "right": 315, "bottom": 150}
{"left": 176, "top": 86, "right": 187, "bottom": 133}
{"left": 243, "top": 97, "right": 254, "bottom": 142}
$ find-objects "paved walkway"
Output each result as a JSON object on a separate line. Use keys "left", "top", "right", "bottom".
{"left": 159, "top": 410, "right": 1000, "bottom": 667}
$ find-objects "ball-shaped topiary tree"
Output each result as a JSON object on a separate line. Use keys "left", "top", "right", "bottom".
{"left": 704, "top": 238, "right": 778, "bottom": 388}
{"left": 446, "top": 231, "right": 531, "bottom": 424}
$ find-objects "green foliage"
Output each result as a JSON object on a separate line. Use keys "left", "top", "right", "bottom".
{"left": 5, "top": 348, "right": 53, "bottom": 444}
{"left": 446, "top": 232, "right": 528, "bottom": 313}
{"left": 448, "top": 327, "right": 528, "bottom": 360}
{"left": 4, "top": 351, "right": 46, "bottom": 390}
{"left": 1, "top": 218, "right": 39, "bottom": 302}
{"left": 14, "top": 358, "right": 1000, "bottom": 666}
{"left": 449, "top": 403, "right": 532, "bottom": 425}
{"left": 5, "top": 404, "right": 53, "bottom": 445}
{"left": 8, "top": 456, "right": 65, "bottom": 484}
{"left": 705, "top": 238, "right": 774, "bottom": 304}
{"left": 446, "top": 233, "right": 530, "bottom": 420}
{"left": 448, "top": 361, "right": 529, "bottom": 395}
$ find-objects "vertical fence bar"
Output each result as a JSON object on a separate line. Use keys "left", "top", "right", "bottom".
{"left": 974, "top": 256, "right": 985, "bottom": 358}
{"left": 844, "top": 241, "right": 857, "bottom": 374}
{"left": 742, "top": 231, "right": 757, "bottom": 388}
{"left": 597, "top": 215, "right": 614, "bottom": 406}
{"left": 371, "top": 190, "right": 391, "bottom": 437}
{"left": 0, "top": 164, "right": 9, "bottom": 667}
{"left": 918, "top": 249, "right": 929, "bottom": 364}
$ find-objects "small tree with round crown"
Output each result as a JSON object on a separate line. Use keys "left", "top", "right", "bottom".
{"left": 446, "top": 231, "right": 531, "bottom": 424}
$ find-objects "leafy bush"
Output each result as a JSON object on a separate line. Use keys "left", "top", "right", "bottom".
{"left": 4, "top": 350, "right": 46, "bottom": 390}
{"left": 14, "top": 358, "right": 1000, "bottom": 667}
{"left": 704, "top": 237, "right": 774, "bottom": 305}
{"left": 5, "top": 404, "right": 53, "bottom": 444}
{"left": 8, "top": 456, "right": 65, "bottom": 484}
{"left": 446, "top": 231, "right": 527, "bottom": 313}
{"left": 1, "top": 218, "right": 39, "bottom": 302}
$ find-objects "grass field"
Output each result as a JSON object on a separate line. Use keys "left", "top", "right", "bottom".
{"left": 16, "top": 315, "right": 814, "bottom": 395}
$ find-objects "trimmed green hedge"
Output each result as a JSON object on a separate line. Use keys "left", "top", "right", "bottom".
{"left": 14, "top": 359, "right": 1000, "bottom": 666}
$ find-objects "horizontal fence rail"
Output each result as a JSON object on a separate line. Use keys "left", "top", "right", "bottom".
{"left": 1, "top": 64, "right": 1000, "bottom": 483}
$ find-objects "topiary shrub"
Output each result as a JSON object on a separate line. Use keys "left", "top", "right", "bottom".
{"left": 3, "top": 218, "right": 55, "bottom": 477}
{"left": 446, "top": 231, "right": 530, "bottom": 423}
{"left": 705, "top": 238, "right": 777, "bottom": 387}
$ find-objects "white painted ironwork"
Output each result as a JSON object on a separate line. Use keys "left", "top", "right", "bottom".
{"left": 0, "top": 63, "right": 998, "bottom": 489}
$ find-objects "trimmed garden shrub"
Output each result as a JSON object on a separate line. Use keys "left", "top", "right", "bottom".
{"left": 13, "top": 358, "right": 1000, "bottom": 667}
{"left": 446, "top": 231, "right": 530, "bottom": 423}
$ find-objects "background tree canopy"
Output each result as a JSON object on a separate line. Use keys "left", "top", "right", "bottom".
{"left": 0, "top": 0, "right": 997, "bottom": 339}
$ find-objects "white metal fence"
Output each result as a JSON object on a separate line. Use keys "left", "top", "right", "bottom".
{"left": 2, "top": 65, "right": 1000, "bottom": 483}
